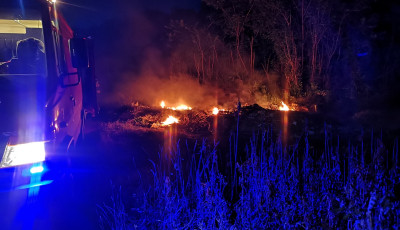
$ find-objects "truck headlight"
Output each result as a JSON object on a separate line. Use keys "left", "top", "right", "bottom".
{"left": 1, "top": 142, "right": 46, "bottom": 168}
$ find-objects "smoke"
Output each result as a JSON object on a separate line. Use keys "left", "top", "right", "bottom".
{"left": 94, "top": 9, "right": 167, "bottom": 105}
{"left": 94, "top": 9, "right": 224, "bottom": 109}
{"left": 119, "top": 74, "right": 222, "bottom": 109}
{"left": 94, "top": 8, "right": 283, "bottom": 110}
{"left": 112, "top": 71, "right": 282, "bottom": 110}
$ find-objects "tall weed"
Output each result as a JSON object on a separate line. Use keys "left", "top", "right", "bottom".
{"left": 99, "top": 128, "right": 400, "bottom": 229}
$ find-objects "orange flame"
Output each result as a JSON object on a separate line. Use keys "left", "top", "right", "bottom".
{"left": 212, "top": 107, "right": 219, "bottom": 115}
{"left": 161, "top": 116, "right": 179, "bottom": 126}
{"left": 172, "top": 105, "right": 192, "bottom": 111}
{"left": 279, "top": 101, "right": 290, "bottom": 111}
{"left": 160, "top": 101, "right": 192, "bottom": 111}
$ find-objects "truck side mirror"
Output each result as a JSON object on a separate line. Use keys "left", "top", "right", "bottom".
{"left": 70, "top": 38, "right": 88, "bottom": 68}
{"left": 61, "top": 72, "right": 80, "bottom": 88}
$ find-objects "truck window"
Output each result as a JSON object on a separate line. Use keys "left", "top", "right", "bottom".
{"left": 48, "top": 7, "right": 76, "bottom": 77}
{"left": 0, "top": 9, "right": 47, "bottom": 76}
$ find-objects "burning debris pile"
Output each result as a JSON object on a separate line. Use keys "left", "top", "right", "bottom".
{"left": 102, "top": 101, "right": 226, "bottom": 136}
{"left": 153, "top": 101, "right": 219, "bottom": 131}
{"left": 101, "top": 99, "right": 304, "bottom": 138}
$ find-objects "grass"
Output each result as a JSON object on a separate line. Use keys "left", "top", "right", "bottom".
{"left": 98, "top": 125, "right": 400, "bottom": 229}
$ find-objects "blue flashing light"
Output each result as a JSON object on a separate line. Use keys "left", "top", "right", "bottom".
{"left": 30, "top": 165, "right": 44, "bottom": 174}
{"left": 357, "top": 52, "right": 368, "bottom": 57}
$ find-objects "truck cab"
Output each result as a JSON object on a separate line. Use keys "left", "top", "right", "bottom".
{"left": 0, "top": 0, "right": 97, "bottom": 185}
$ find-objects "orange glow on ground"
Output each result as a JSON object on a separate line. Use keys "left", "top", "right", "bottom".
{"left": 161, "top": 116, "right": 179, "bottom": 126}
{"left": 172, "top": 105, "right": 192, "bottom": 111}
{"left": 212, "top": 107, "right": 219, "bottom": 115}
{"left": 160, "top": 101, "right": 192, "bottom": 111}
{"left": 279, "top": 101, "right": 290, "bottom": 111}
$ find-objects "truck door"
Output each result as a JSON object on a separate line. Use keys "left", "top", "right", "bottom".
{"left": 45, "top": 6, "right": 83, "bottom": 150}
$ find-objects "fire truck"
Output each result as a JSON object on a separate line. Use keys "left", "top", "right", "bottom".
{"left": 0, "top": 0, "right": 97, "bottom": 192}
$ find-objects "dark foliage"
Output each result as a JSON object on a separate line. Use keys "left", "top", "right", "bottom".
{"left": 99, "top": 127, "right": 400, "bottom": 229}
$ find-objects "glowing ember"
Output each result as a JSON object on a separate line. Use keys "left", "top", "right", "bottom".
{"left": 279, "top": 101, "right": 290, "bottom": 111}
{"left": 161, "top": 116, "right": 179, "bottom": 126}
{"left": 172, "top": 105, "right": 192, "bottom": 111}
{"left": 212, "top": 107, "right": 219, "bottom": 115}
{"left": 160, "top": 101, "right": 192, "bottom": 111}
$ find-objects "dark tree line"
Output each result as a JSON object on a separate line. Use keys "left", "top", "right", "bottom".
{"left": 167, "top": 0, "right": 400, "bottom": 111}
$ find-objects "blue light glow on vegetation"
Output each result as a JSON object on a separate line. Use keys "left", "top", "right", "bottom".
{"left": 15, "top": 180, "right": 53, "bottom": 190}
{"left": 99, "top": 127, "right": 400, "bottom": 229}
